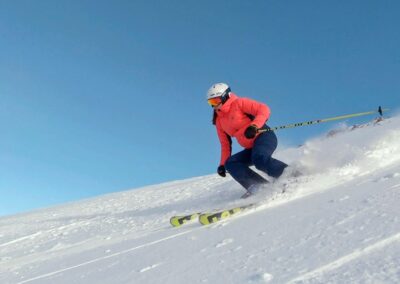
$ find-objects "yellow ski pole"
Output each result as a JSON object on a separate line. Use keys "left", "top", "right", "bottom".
{"left": 258, "top": 106, "right": 388, "bottom": 133}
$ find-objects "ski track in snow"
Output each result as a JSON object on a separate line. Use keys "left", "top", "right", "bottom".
{"left": 288, "top": 232, "right": 400, "bottom": 283}
{"left": 0, "top": 232, "right": 43, "bottom": 248}
{"left": 14, "top": 227, "right": 202, "bottom": 284}
{"left": 1, "top": 116, "right": 400, "bottom": 284}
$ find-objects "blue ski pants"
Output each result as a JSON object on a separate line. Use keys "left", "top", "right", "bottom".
{"left": 225, "top": 128, "right": 288, "bottom": 190}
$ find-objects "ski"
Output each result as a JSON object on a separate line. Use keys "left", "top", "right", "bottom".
{"left": 170, "top": 202, "right": 262, "bottom": 227}
{"left": 170, "top": 213, "right": 200, "bottom": 227}
{"left": 198, "top": 203, "right": 257, "bottom": 225}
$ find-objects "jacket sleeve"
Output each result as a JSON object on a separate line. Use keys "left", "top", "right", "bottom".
{"left": 216, "top": 119, "right": 232, "bottom": 166}
{"left": 237, "top": 97, "right": 271, "bottom": 128}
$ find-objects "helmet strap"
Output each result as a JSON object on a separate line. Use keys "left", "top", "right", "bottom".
{"left": 221, "top": 87, "right": 231, "bottom": 104}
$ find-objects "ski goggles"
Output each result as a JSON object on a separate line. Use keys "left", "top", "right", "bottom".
{"left": 207, "top": 97, "right": 222, "bottom": 107}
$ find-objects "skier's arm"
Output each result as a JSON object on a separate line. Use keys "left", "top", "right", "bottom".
{"left": 238, "top": 97, "right": 271, "bottom": 128}
{"left": 216, "top": 120, "right": 232, "bottom": 166}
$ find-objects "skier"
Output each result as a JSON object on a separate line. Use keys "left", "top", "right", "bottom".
{"left": 207, "top": 82, "right": 288, "bottom": 198}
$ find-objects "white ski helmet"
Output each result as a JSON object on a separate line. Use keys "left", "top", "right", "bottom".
{"left": 206, "top": 83, "right": 231, "bottom": 100}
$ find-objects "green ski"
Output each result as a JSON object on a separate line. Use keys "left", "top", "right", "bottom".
{"left": 198, "top": 203, "right": 257, "bottom": 225}
{"left": 170, "top": 213, "right": 200, "bottom": 227}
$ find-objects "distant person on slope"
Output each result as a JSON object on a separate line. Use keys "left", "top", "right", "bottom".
{"left": 207, "top": 82, "right": 289, "bottom": 198}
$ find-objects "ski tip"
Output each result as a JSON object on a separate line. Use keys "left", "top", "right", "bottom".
{"left": 170, "top": 213, "right": 200, "bottom": 227}
{"left": 198, "top": 214, "right": 212, "bottom": 226}
{"left": 170, "top": 217, "right": 183, "bottom": 227}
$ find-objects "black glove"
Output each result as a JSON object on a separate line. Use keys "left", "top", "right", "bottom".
{"left": 244, "top": 124, "right": 258, "bottom": 139}
{"left": 217, "top": 165, "right": 226, "bottom": 177}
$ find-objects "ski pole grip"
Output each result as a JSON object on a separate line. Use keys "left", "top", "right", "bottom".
{"left": 257, "top": 128, "right": 269, "bottom": 134}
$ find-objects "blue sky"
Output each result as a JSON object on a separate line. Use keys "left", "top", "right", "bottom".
{"left": 1, "top": 0, "right": 399, "bottom": 216}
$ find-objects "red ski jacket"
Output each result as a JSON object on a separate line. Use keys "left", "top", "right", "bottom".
{"left": 215, "top": 93, "right": 271, "bottom": 166}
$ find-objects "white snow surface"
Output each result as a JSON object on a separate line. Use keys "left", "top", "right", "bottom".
{"left": 1, "top": 116, "right": 400, "bottom": 284}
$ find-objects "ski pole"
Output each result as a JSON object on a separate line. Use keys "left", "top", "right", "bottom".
{"left": 258, "top": 106, "right": 388, "bottom": 133}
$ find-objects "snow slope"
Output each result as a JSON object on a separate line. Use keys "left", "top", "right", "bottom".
{"left": 1, "top": 116, "right": 400, "bottom": 284}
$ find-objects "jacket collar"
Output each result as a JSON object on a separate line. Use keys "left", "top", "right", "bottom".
{"left": 217, "top": 93, "right": 238, "bottom": 114}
